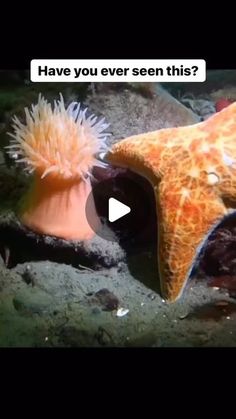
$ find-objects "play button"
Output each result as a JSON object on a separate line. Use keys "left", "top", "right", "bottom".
{"left": 85, "top": 168, "right": 156, "bottom": 243}
{"left": 108, "top": 198, "right": 131, "bottom": 222}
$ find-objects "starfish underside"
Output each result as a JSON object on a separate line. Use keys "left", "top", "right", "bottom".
{"left": 107, "top": 102, "right": 236, "bottom": 301}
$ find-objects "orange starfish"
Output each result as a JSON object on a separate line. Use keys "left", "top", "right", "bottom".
{"left": 107, "top": 102, "right": 236, "bottom": 302}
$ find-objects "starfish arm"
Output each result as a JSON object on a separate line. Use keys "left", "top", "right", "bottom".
{"left": 106, "top": 131, "right": 176, "bottom": 181}
{"left": 157, "top": 181, "right": 227, "bottom": 302}
{"left": 106, "top": 102, "right": 236, "bottom": 302}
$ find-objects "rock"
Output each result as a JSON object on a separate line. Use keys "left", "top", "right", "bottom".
{"left": 12, "top": 289, "right": 55, "bottom": 316}
{"left": 199, "top": 217, "right": 236, "bottom": 277}
{"left": 85, "top": 84, "right": 199, "bottom": 147}
{"left": 94, "top": 288, "right": 119, "bottom": 311}
{"left": 0, "top": 212, "right": 125, "bottom": 270}
{"left": 162, "top": 70, "right": 236, "bottom": 96}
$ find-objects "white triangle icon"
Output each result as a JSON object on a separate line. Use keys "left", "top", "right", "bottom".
{"left": 108, "top": 198, "right": 131, "bottom": 222}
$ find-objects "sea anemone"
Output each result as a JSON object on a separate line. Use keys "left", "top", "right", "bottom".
{"left": 6, "top": 93, "right": 110, "bottom": 240}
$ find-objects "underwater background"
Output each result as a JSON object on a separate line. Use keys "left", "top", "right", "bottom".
{"left": 1, "top": 70, "right": 236, "bottom": 347}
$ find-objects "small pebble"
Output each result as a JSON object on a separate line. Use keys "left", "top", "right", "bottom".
{"left": 116, "top": 307, "right": 129, "bottom": 317}
{"left": 95, "top": 288, "right": 119, "bottom": 311}
{"left": 179, "top": 313, "right": 189, "bottom": 320}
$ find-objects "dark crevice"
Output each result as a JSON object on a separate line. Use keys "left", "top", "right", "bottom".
{"left": 0, "top": 223, "right": 117, "bottom": 270}
{"left": 199, "top": 211, "right": 236, "bottom": 277}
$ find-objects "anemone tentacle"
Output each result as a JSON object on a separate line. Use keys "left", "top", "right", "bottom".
{"left": 6, "top": 93, "right": 110, "bottom": 180}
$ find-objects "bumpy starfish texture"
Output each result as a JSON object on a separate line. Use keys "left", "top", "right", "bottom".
{"left": 107, "top": 102, "right": 236, "bottom": 302}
